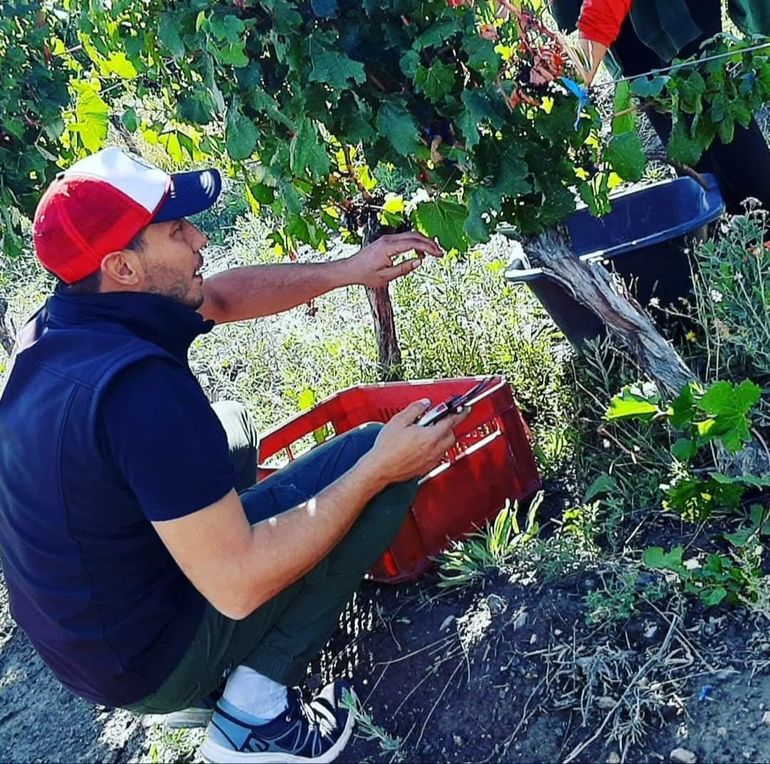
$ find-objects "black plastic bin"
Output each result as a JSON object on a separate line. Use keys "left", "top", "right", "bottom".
{"left": 503, "top": 174, "right": 725, "bottom": 345}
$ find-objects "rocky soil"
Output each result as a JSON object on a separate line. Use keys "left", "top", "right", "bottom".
{"left": 6, "top": 561, "right": 770, "bottom": 764}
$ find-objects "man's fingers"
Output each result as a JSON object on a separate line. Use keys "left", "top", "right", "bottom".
{"left": 439, "top": 431, "right": 458, "bottom": 453}
{"left": 446, "top": 407, "right": 472, "bottom": 428}
{"left": 378, "top": 258, "right": 423, "bottom": 283}
{"left": 379, "top": 232, "right": 443, "bottom": 258}
{"left": 390, "top": 399, "right": 432, "bottom": 426}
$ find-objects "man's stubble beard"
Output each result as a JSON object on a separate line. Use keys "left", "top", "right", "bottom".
{"left": 145, "top": 266, "right": 204, "bottom": 311}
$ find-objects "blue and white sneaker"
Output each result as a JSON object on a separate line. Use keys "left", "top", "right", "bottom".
{"left": 200, "top": 680, "right": 355, "bottom": 763}
{"left": 159, "top": 690, "right": 220, "bottom": 729}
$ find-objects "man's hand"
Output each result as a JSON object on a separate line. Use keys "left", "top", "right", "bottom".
{"left": 578, "top": 36, "right": 609, "bottom": 85}
{"left": 358, "top": 399, "right": 470, "bottom": 487}
{"left": 344, "top": 232, "right": 444, "bottom": 289}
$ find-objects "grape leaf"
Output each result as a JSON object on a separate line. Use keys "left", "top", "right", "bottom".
{"left": 643, "top": 545, "right": 685, "bottom": 572}
{"left": 415, "top": 61, "right": 456, "bottom": 104}
{"left": 631, "top": 74, "right": 669, "bottom": 98}
{"left": 308, "top": 37, "right": 366, "bottom": 90}
{"left": 311, "top": 0, "right": 338, "bottom": 18}
{"left": 225, "top": 101, "right": 258, "bottom": 160}
{"left": 377, "top": 102, "right": 420, "bottom": 156}
{"left": 289, "top": 119, "right": 330, "bottom": 178}
{"left": 121, "top": 107, "right": 138, "bottom": 133}
{"left": 612, "top": 80, "right": 635, "bottom": 135}
{"left": 667, "top": 119, "right": 703, "bottom": 166}
{"left": 607, "top": 388, "right": 660, "bottom": 421}
{"left": 413, "top": 199, "right": 468, "bottom": 251}
{"left": 158, "top": 12, "right": 185, "bottom": 58}
{"left": 605, "top": 132, "right": 646, "bottom": 182}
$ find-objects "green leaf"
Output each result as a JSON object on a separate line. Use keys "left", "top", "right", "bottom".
{"left": 701, "top": 380, "right": 761, "bottom": 417}
{"left": 158, "top": 12, "right": 185, "bottom": 58}
{"left": 250, "top": 89, "right": 293, "bottom": 128}
{"left": 669, "top": 383, "right": 698, "bottom": 430}
{"left": 101, "top": 52, "right": 137, "bottom": 79}
{"left": 308, "top": 37, "right": 366, "bottom": 90}
{"left": 671, "top": 438, "right": 697, "bottom": 462}
{"left": 213, "top": 42, "right": 249, "bottom": 68}
{"left": 740, "top": 474, "right": 770, "bottom": 489}
{"left": 415, "top": 61, "right": 456, "bottom": 103}
{"left": 677, "top": 70, "right": 706, "bottom": 114}
{"left": 311, "top": 0, "right": 338, "bottom": 17}
{"left": 664, "top": 476, "right": 745, "bottom": 520}
{"left": 612, "top": 80, "right": 636, "bottom": 135}
{"left": 494, "top": 144, "right": 531, "bottom": 198}
{"left": 606, "top": 388, "right": 660, "bottom": 422}
{"left": 668, "top": 119, "right": 703, "bottom": 166}
{"left": 718, "top": 115, "right": 735, "bottom": 144}
{"left": 121, "top": 107, "right": 138, "bottom": 133}
{"left": 289, "top": 119, "right": 331, "bottom": 179}
{"left": 457, "top": 90, "right": 502, "bottom": 148}
{"left": 159, "top": 131, "right": 184, "bottom": 163}
{"left": 724, "top": 527, "right": 757, "bottom": 548}
{"left": 178, "top": 92, "right": 214, "bottom": 125}
{"left": 247, "top": 177, "right": 276, "bottom": 204}
{"left": 377, "top": 102, "right": 420, "bottom": 156}
{"left": 208, "top": 14, "right": 245, "bottom": 43}
{"left": 700, "top": 587, "right": 727, "bottom": 607}
{"left": 413, "top": 21, "right": 458, "bottom": 51}
{"left": 630, "top": 74, "right": 669, "bottom": 98}
{"left": 413, "top": 199, "right": 468, "bottom": 252}
{"left": 399, "top": 50, "right": 419, "bottom": 79}
{"left": 698, "top": 380, "right": 761, "bottom": 451}
{"left": 465, "top": 37, "right": 499, "bottom": 75}
{"left": 583, "top": 474, "right": 618, "bottom": 503}
{"left": 605, "top": 132, "right": 646, "bottom": 182}
{"left": 71, "top": 82, "right": 109, "bottom": 152}
{"left": 464, "top": 188, "right": 498, "bottom": 243}
{"left": 710, "top": 472, "right": 737, "bottom": 484}
{"left": 225, "top": 101, "right": 258, "bottom": 160}
{"left": 643, "top": 545, "right": 684, "bottom": 572}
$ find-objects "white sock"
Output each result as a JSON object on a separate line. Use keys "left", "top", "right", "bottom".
{"left": 222, "top": 665, "right": 288, "bottom": 722}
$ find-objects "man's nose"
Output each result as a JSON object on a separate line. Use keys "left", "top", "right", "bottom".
{"left": 186, "top": 221, "right": 208, "bottom": 249}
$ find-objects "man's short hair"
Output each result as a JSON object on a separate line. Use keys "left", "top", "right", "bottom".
{"left": 60, "top": 270, "right": 103, "bottom": 295}
{"left": 58, "top": 230, "right": 145, "bottom": 295}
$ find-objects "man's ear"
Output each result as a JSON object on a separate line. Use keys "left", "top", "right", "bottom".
{"left": 100, "top": 249, "right": 143, "bottom": 287}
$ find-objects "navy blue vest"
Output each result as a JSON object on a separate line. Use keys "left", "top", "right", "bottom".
{"left": 0, "top": 290, "right": 212, "bottom": 706}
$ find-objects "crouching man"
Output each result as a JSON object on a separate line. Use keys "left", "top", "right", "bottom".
{"left": 0, "top": 147, "right": 466, "bottom": 763}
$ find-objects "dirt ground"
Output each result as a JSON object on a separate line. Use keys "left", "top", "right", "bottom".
{"left": 5, "top": 558, "right": 770, "bottom": 764}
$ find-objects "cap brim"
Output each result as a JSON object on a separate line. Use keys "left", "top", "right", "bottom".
{"left": 153, "top": 168, "right": 222, "bottom": 222}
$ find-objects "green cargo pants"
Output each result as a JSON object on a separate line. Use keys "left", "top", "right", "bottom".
{"left": 129, "top": 406, "right": 416, "bottom": 714}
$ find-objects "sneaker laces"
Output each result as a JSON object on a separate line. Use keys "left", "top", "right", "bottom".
{"left": 296, "top": 691, "right": 338, "bottom": 738}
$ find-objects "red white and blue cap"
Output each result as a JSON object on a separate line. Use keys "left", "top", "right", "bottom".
{"left": 33, "top": 147, "right": 221, "bottom": 284}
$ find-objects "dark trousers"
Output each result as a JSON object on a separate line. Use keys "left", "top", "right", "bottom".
{"left": 610, "top": 0, "right": 770, "bottom": 213}
{"left": 128, "top": 408, "right": 416, "bottom": 714}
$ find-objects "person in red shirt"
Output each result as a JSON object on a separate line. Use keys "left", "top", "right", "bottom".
{"left": 551, "top": 0, "right": 770, "bottom": 213}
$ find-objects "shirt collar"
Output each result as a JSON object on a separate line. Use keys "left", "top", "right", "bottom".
{"left": 46, "top": 288, "right": 214, "bottom": 362}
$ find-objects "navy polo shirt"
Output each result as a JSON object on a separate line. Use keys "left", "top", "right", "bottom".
{"left": 0, "top": 290, "right": 238, "bottom": 707}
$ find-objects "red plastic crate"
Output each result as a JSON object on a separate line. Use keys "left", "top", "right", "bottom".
{"left": 257, "top": 376, "right": 542, "bottom": 583}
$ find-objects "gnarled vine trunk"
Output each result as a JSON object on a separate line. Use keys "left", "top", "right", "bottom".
{"left": 523, "top": 229, "right": 770, "bottom": 475}
{"left": 0, "top": 298, "right": 14, "bottom": 356}
{"left": 524, "top": 229, "right": 695, "bottom": 397}
{"left": 363, "top": 218, "right": 402, "bottom": 381}
{"left": 365, "top": 285, "right": 401, "bottom": 381}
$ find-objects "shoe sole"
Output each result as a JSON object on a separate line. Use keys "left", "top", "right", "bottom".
{"left": 199, "top": 710, "right": 355, "bottom": 764}
{"left": 160, "top": 708, "right": 214, "bottom": 729}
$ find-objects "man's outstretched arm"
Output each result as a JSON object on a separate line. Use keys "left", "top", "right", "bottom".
{"left": 199, "top": 231, "right": 443, "bottom": 324}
